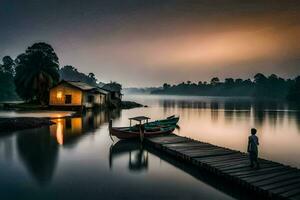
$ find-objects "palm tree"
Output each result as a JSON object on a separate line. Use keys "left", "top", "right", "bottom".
{"left": 14, "top": 43, "right": 60, "bottom": 105}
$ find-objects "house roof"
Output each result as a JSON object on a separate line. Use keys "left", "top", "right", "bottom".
{"left": 96, "top": 88, "right": 109, "bottom": 94}
{"left": 66, "top": 81, "right": 96, "bottom": 91}
{"left": 54, "top": 80, "right": 109, "bottom": 95}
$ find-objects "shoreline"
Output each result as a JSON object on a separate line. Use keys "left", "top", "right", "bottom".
{"left": 0, "top": 100, "right": 144, "bottom": 111}
{"left": 0, "top": 117, "right": 55, "bottom": 133}
{"left": 0, "top": 100, "right": 144, "bottom": 134}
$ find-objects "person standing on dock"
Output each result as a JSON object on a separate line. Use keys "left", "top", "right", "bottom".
{"left": 247, "top": 128, "right": 260, "bottom": 169}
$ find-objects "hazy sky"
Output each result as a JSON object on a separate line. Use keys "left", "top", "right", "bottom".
{"left": 1, "top": 0, "right": 300, "bottom": 86}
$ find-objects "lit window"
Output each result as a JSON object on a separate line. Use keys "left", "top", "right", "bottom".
{"left": 57, "top": 91, "right": 62, "bottom": 99}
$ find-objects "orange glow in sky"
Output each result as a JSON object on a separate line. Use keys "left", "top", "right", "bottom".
{"left": 2, "top": 1, "right": 300, "bottom": 86}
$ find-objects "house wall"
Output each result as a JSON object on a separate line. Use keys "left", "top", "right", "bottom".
{"left": 100, "top": 93, "right": 106, "bottom": 105}
{"left": 49, "top": 83, "right": 83, "bottom": 106}
{"left": 82, "top": 92, "right": 107, "bottom": 108}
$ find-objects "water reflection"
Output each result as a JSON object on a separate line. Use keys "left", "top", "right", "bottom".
{"left": 109, "top": 139, "right": 257, "bottom": 200}
{"left": 124, "top": 95, "right": 300, "bottom": 167}
{"left": 17, "top": 127, "right": 58, "bottom": 185}
{"left": 109, "top": 140, "right": 148, "bottom": 172}
{"left": 50, "top": 110, "right": 120, "bottom": 146}
{"left": 17, "top": 110, "right": 120, "bottom": 185}
{"left": 158, "top": 98, "right": 300, "bottom": 131}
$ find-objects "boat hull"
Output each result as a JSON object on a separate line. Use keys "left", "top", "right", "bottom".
{"left": 147, "top": 116, "right": 179, "bottom": 127}
{"left": 109, "top": 126, "right": 175, "bottom": 139}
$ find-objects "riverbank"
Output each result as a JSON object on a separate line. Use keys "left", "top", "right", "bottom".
{"left": 0, "top": 100, "right": 143, "bottom": 134}
{"left": 0, "top": 117, "right": 55, "bottom": 133}
{"left": 1, "top": 100, "right": 144, "bottom": 111}
{"left": 121, "top": 101, "right": 144, "bottom": 109}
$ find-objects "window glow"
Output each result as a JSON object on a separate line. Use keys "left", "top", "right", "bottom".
{"left": 57, "top": 91, "right": 62, "bottom": 99}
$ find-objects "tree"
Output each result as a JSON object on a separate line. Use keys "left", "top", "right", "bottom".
{"left": 287, "top": 76, "right": 300, "bottom": 101}
{"left": 254, "top": 73, "right": 267, "bottom": 84}
{"left": 26, "top": 42, "right": 59, "bottom": 64}
{"left": 59, "top": 65, "right": 98, "bottom": 86}
{"left": 225, "top": 78, "right": 234, "bottom": 86}
{"left": 254, "top": 73, "right": 268, "bottom": 97}
{"left": 87, "top": 72, "right": 97, "bottom": 85}
{"left": 210, "top": 77, "right": 220, "bottom": 86}
{"left": 0, "top": 56, "right": 19, "bottom": 101}
{"left": 106, "top": 81, "right": 122, "bottom": 91}
{"left": 2, "top": 56, "right": 15, "bottom": 75}
{"left": 235, "top": 78, "right": 243, "bottom": 85}
{"left": 14, "top": 43, "right": 60, "bottom": 104}
{"left": 88, "top": 73, "right": 96, "bottom": 80}
{"left": 163, "top": 83, "right": 171, "bottom": 90}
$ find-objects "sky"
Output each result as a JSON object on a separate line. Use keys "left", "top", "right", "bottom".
{"left": 1, "top": 0, "right": 300, "bottom": 87}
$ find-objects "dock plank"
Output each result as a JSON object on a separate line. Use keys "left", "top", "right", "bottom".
{"left": 280, "top": 188, "right": 300, "bottom": 198}
{"left": 290, "top": 193, "right": 300, "bottom": 200}
{"left": 270, "top": 182, "right": 300, "bottom": 195}
{"left": 253, "top": 173, "right": 300, "bottom": 187}
{"left": 145, "top": 134, "right": 300, "bottom": 199}
{"left": 261, "top": 177, "right": 300, "bottom": 191}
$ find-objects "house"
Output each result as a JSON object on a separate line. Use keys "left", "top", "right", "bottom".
{"left": 101, "top": 83, "right": 122, "bottom": 101}
{"left": 49, "top": 80, "right": 109, "bottom": 108}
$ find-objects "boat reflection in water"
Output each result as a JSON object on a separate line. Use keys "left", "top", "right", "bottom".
{"left": 17, "top": 110, "right": 120, "bottom": 186}
{"left": 109, "top": 139, "right": 148, "bottom": 172}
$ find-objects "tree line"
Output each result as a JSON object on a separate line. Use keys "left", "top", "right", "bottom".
{"left": 0, "top": 42, "right": 121, "bottom": 104}
{"left": 152, "top": 74, "right": 300, "bottom": 101}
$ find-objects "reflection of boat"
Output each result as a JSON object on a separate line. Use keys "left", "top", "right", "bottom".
{"left": 109, "top": 139, "right": 148, "bottom": 172}
{"left": 109, "top": 116, "right": 175, "bottom": 139}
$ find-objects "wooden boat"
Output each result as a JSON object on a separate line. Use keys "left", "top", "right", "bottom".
{"left": 109, "top": 116, "right": 175, "bottom": 139}
{"left": 109, "top": 124, "right": 175, "bottom": 139}
{"left": 147, "top": 115, "right": 179, "bottom": 127}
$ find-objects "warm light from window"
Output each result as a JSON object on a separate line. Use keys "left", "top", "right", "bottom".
{"left": 57, "top": 91, "right": 62, "bottom": 99}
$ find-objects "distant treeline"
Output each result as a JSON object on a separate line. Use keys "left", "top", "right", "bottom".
{"left": 123, "top": 87, "right": 161, "bottom": 94}
{"left": 0, "top": 42, "right": 121, "bottom": 104}
{"left": 151, "top": 74, "right": 300, "bottom": 101}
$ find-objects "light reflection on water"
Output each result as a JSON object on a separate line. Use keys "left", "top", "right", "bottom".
{"left": 125, "top": 95, "right": 300, "bottom": 168}
{"left": 0, "top": 94, "right": 299, "bottom": 199}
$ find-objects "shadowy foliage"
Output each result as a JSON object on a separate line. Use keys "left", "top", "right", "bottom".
{"left": 0, "top": 56, "right": 19, "bottom": 101}
{"left": 14, "top": 42, "right": 60, "bottom": 104}
{"left": 287, "top": 76, "right": 300, "bottom": 102}
{"left": 104, "top": 81, "right": 122, "bottom": 91}
{"left": 59, "top": 65, "right": 97, "bottom": 86}
{"left": 152, "top": 73, "right": 296, "bottom": 100}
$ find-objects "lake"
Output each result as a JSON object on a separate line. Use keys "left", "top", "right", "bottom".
{"left": 0, "top": 94, "right": 299, "bottom": 200}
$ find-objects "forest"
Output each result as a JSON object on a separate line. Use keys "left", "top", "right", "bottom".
{"left": 152, "top": 75, "right": 300, "bottom": 101}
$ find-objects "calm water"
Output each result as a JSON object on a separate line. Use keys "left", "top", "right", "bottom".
{"left": 125, "top": 95, "right": 300, "bottom": 168}
{"left": 0, "top": 95, "right": 299, "bottom": 200}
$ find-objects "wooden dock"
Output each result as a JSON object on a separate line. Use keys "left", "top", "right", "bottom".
{"left": 144, "top": 134, "right": 300, "bottom": 200}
